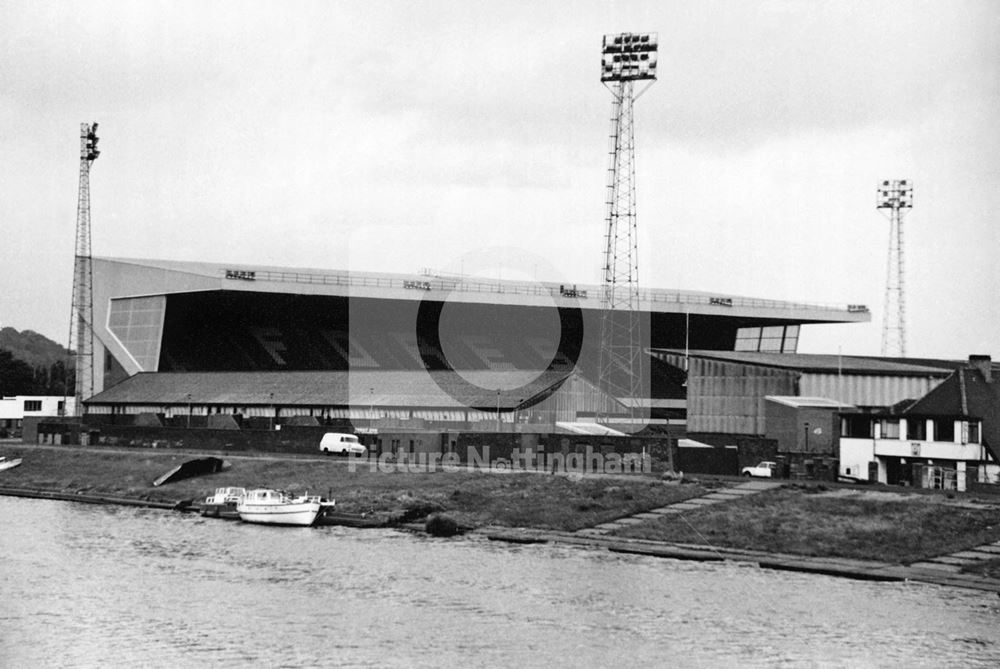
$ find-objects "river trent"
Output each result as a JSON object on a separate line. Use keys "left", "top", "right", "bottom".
{"left": 1, "top": 496, "right": 998, "bottom": 667}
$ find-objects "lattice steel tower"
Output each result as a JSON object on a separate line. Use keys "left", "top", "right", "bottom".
{"left": 876, "top": 179, "right": 912, "bottom": 357}
{"left": 597, "top": 33, "right": 657, "bottom": 420}
{"left": 68, "top": 122, "right": 100, "bottom": 414}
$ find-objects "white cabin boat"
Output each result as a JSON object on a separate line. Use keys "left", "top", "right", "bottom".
{"left": 201, "top": 487, "right": 246, "bottom": 519}
{"left": 236, "top": 489, "right": 323, "bottom": 526}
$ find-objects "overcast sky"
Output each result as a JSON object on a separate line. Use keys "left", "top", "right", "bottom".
{"left": 2, "top": 0, "right": 997, "bottom": 359}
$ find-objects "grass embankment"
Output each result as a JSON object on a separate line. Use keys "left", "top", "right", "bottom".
{"left": 0, "top": 445, "right": 704, "bottom": 531}
{"left": 614, "top": 484, "right": 1000, "bottom": 565}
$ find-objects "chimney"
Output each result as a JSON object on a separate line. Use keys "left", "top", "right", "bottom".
{"left": 969, "top": 355, "right": 993, "bottom": 383}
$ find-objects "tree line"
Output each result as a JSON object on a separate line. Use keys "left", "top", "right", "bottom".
{"left": 0, "top": 348, "right": 75, "bottom": 397}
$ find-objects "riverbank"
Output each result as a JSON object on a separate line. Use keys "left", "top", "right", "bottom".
{"left": 0, "top": 443, "right": 703, "bottom": 531}
{"left": 3, "top": 442, "right": 1000, "bottom": 592}
{"left": 613, "top": 484, "right": 1000, "bottom": 564}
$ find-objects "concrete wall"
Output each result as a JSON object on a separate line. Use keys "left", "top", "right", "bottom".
{"left": 838, "top": 438, "right": 876, "bottom": 480}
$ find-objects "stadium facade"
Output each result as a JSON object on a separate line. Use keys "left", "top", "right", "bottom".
{"left": 85, "top": 256, "right": 870, "bottom": 430}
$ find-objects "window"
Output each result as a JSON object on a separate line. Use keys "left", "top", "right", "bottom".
{"left": 107, "top": 295, "right": 166, "bottom": 371}
{"left": 906, "top": 419, "right": 926, "bottom": 441}
{"left": 933, "top": 419, "right": 954, "bottom": 443}
{"left": 734, "top": 327, "right": 761, "bottom": 351}
{"left": 759, "top": 326, "right": 785, "bottom": 352}
{"left": 841, "top": 415, "right": 873, "bottom": 438}
{"left": 23, "top": 400, "right": 42, "bottom": 412}
{"left": 735, "top": 325, "right": 799, "bottom": 352}
{"left": 966, "top": 421, "right": 981, "bottom": 444}
{"left": 877, "top": 419, "right": 900, "bottom": 439}
{"left": 781, "top": 325, "right": 800, "bottom": 353}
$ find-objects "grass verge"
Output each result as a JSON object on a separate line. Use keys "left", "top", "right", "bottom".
{"left": 0, "top": 444, "right": 704, "bottom": 531}
{"left": 613, "top": 484, "right": 1000, "bottom": 565}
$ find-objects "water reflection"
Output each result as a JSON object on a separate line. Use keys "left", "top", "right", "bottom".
{"left": 1, "top": 497, "right": 998, "bottom": 667}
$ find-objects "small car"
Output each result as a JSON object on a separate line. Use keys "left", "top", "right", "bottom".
{"left": 741, "top": 461, "right": 777, "bottom": 478}
{"left": 319, "top": 432, "right": 367, "bottom": 456}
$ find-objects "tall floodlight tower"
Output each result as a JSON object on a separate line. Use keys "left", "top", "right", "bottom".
{"left": 876, "top": 179, "right": 912, "bottom": 357}
{"left": 597, "top": 33, "right": 657, "bottom": 421}
{"left": 68, "top": 122, "right": 100, "bottom": 414}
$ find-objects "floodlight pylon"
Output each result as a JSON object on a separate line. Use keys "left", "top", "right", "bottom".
{"left": 876, "top": 179, "right": 912, "bottom": 357}
{"left": 597, "top": 33, "right": 656, "bottom": 425}
{"left": 68, "top": 122, "right": 99, "bottom": 414}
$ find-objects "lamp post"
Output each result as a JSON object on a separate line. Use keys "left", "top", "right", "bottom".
{"left": 186, "top": 393, "right": 192, "bottom": 429}
{"left": 269, "top": 392, "right": 274, "bottom": 431}
{"left": 496, "top": 389, "right": 501, "bottom": 433}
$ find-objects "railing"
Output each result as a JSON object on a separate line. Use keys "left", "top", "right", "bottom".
{"left": 222, "top": 268, "right": 868, "bottom": 314}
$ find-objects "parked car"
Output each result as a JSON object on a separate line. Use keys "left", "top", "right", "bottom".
{"left": 319, "top": 432, "right": 367, "bottom": 456}
{"left": 741, "top": 461, "right": 776, "bottom": 478}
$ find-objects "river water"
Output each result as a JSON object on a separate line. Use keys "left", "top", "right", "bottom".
{"left": 1, "top": 496, "right": 998, "bottom": 668}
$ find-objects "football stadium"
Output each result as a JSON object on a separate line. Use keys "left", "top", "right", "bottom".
{"left": 83, "top": 256, "right": 870, "bottom": 433}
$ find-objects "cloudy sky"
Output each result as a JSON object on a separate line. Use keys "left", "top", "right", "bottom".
{"left": 2, "top": 0, "right": 997, "bottom": 358}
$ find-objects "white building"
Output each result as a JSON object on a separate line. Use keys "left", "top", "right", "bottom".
{"left": 0, "top": 396, "right": 75, "bottom": 436}
{"left": 838, "top": 356, "right": 999, "bottom": 491}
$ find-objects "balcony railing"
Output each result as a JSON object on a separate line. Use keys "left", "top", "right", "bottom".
{"left": 221, "top": 267, "right": 867, "bottom": 314}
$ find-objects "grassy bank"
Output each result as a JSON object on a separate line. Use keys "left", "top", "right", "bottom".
{"left": 0, "top": 444, "right": 703, "bottom": 531}
{"left": 614, "top": 484, "right": 1000, "bottom": 564}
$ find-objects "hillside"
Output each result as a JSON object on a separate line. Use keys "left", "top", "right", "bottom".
{"left": 0, "top": 327, "right": 71, "bottom": 368}
{"left": 0, "top": 327, "right": 73, "bottom": 396}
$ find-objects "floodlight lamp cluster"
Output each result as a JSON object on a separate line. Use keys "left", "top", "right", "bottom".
{"left": 601, "top": 32, "right": 658, "bottom": 82}
{"left": 83, "top": 122, "right": 100, "bottom": 162}
{"left": 876, "top": 179, "right": 912, "bottom": 209}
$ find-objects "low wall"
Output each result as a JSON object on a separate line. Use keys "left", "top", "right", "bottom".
{"left": 56, "top": 423, "right": 674, "bottom": 471}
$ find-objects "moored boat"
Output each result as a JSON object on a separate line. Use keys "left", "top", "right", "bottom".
{"left": 236, "top": 489, "right": 323, "bottom": 526}
{"left": 200, "top": 487, "right": 247, "bottom": 519}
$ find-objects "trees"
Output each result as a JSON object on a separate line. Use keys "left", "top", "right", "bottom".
{"left": 0, "top": 349, "right": 74, "bottom": 396}
{"left": 0, "top": 349, "right": 36, "bottom": 395}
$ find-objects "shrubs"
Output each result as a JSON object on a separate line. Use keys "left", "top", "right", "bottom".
{"left": 425, "top": 513, "right": 460, "bottom": 537}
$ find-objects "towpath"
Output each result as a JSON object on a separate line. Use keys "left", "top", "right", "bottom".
{"left": 576, "top": 478, "right": 782, "bottom": 536}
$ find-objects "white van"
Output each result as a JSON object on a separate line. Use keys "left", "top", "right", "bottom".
{"left": 319, "top": 432, "right": 367, "bottom": 456}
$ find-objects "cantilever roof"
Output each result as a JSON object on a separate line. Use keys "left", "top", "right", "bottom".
{"left": 93, "top": 256, "right": 870, "bottom": 323}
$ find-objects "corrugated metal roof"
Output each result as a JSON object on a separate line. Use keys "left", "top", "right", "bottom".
{"left": 654, "top": 350, "right": 954, "bottom": 376}
{"left": 87, "top": 369, "right": 573, "bottom": 410}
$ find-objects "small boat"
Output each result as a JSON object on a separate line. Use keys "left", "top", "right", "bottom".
{"left": 0, "top": 456, "right": 23, "bottom": 472}
{"left": 200, "top": 487, "right": 247, "bottom": 519}
{"left": 153, "top": 457, "right": 230, "bottom": 487}
{"left": 236, "top": 489, "right": 324, "bottom": 527}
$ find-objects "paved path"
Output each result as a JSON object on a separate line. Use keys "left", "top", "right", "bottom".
{"left": 576, "top": 479, "right": 783, "bottom": 536}
{"left": 481, "top": 527, "right": 1000, "bottom": 593}
{"left": 907, "top": 539, "right": 1000, "bottom": 575}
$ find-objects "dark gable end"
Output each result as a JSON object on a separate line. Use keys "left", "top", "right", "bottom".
{"left": 904, "top": 362, "right": 1000, "bottom": 463}
{"left": 904, "top": 372, "right": 965, "bottom": 417}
